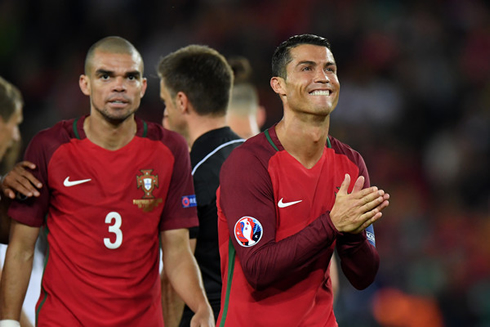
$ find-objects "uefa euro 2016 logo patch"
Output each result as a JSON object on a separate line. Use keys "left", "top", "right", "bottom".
{"left": 234, "top": 216, "right": 263, "bottom": 247}
{"left": 181, "top": 194, "right": 197, "bottom": 208}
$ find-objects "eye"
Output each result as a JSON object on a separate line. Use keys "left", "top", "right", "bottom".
{"left": 301, "top": 66, "right": 312, "bottom": 71}
{"left": 101, "top": 73, "right": 110, "bottom": 80}
{"left": 128, "top": 74, "right": 138, "bottom": 81}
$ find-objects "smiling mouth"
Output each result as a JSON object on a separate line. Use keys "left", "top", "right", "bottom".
{"left": 309, "top": 90, "right": 332, "bottom": 96}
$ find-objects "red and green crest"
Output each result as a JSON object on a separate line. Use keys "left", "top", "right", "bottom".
{"left": 136, "top": 169, "right": 159, "bottom": 199}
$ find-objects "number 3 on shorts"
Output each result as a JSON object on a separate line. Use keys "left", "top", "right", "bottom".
{"left": 104, "top": 211, "right": 123, "bottom": 249}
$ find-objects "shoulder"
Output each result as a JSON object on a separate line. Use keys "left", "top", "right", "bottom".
{"left": 27, "top": 119, "right": 76, "bottom": 152}
{"left": 222, "top": 132, "right": 276, "bottom": 172}
{"left": 142, "top": 121, "right": 188, "bottom": 154}
{"left": 329, "top": 135, "right": 365, "bottom": 165}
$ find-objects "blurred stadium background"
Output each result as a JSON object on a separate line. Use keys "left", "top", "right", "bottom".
{"left": 1, "top": 0, "right": 489, "bottom": 326}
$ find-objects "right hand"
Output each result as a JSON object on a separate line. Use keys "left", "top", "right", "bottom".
{"left": 330, "top": 174, "right": 390, "bottom": 234}
{"left": 1, "top": 161, "right": 42, "bottom": 199}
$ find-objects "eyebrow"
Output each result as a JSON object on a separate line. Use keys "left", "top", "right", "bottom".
{"left": 95, "top": 69, "right": 141, "bottom": 78}
{"left": 297, "top": 60, "right": 337, "bottom": 67}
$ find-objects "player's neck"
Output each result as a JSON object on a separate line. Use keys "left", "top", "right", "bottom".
{"left": 84, "top": 115, "right": 137, "bottom": 151}
{"left": 187, "top": 114, "right": 227, "bottom": 149}
{"left": 276, "top": 116, "right": 330, "bottom": 169}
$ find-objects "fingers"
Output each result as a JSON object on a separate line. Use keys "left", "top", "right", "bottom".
{"left": 337, "top": 174, "right": 351, "bottom": 195}
{"left": 351, "top": 175, "right": 365, "bottom": 193}
{"left": 353, "top": 211, "right": 383, "bottom": 234}
{"left": 4, "top": 188, "right": 17, "bottom": 199}
{"left": 19, "top": 161, "right": 37, "bottom": 170}
{"left": 3, "top": 175, "right": 39, "bottom": 198}
{"left": 354, "top": 196, "right": 390, "bottom": 233}
{"left": 1, "top": 162, "right": 42, "bottom": 198}
{"left": 15, "top": 162, "right": 42, "bottom": 189}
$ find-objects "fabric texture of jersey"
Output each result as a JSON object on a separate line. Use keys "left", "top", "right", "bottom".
{"left": 8, "top": 115, "right": 198, "bottom": 327}
{"left": 217, "top": 125, "right": 379, "bottom": 326}
{"left": 180, "top": 127, "right": 243, "bottom": 326}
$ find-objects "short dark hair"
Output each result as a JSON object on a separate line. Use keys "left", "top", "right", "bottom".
{"left": 0, "top": 76, "right": 23, "bottom": 121}
{"left": 85, "top": 36, "right": 143, "bottom": 75}
{"left": 272, "top": 34, "right": 331, "bottom": 79}
{"left": 157, "top": 45, "right": 233, "bottom": 116}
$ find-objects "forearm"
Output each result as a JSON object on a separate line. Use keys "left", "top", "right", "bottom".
{"left": 336, "top": 231, "right": 379, "bottom": 290}
{"left": 0, "top": 248, "right": 34, "bottom": 320}
{"left": 161, "top": 230, "right": 213, "bottom": 324}
{"left": 238, "top": 212, "right": 338, "bottom": 289}
{"left": 166, "top": 253, "right": 209, "bottom": 315}
{"left": 161, "top": 271, "right": 185, "bottom": 327}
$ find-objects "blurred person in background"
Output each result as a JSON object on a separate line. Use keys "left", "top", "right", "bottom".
{"left": 158, "top": 45, "right": 243, "bottom": 327}
{"left": 0, "top": 37, "right": 214, "bottom": 327}
{"left": 0, "top": 76, "right": 34, "bottom": 327}
{"left": 216, "top": 34, "right": 390, "bottom": 326}
{"left": 226, "top": 56, "right": 266, "bottom": 139}
{"left": 0, "top": 76, "right": 24, "bottom": 242}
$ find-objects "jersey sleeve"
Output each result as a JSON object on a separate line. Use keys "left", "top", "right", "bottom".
{"left": 219, "top": 145, "right": 341, "bottom": 290}
{"left": 8, "top": 127, "right": 64, "bottom": 227}
{"left": 158, "top": 129, "right": 198, "bottom": 231}
{"left": 334, "top": 150, "right": 380, "bottom": 290}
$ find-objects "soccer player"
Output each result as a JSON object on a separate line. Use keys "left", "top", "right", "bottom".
{"left": 0, "top": 76, "right": 34, "bottom": 327}
{"left": 0, "top": 36, "right": 214, "bottom": 327}
{"left": 216, "top": 34, "right": 390, "bottom": 326}
{"left": 158, "top": 45, "right": 243, "bottom": 327}
{"left": 0, "top": 76, "right": 24, "bottom": 242}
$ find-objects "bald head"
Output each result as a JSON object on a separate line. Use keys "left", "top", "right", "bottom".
{"left": 85, "top": 36, "right": 143, "bottom": 76}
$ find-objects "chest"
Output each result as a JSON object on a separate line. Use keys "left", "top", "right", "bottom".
{"left": 46, "top": 138, "right": 174, "bottom": 218}
{"left": 268, "top": 149, "right": 359, "bottom": 241}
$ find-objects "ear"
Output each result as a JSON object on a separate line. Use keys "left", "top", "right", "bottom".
{"left": 175, "top": 91, "right": 190, "bottom": 114}
{"left": 140, "top": 77, "right": 148, "bottom": 98}
{"left": 270, "top": 76, "right": 286, "bottom": 96}
{"left": 79, "top": 74, "right": 90, "bottom": 96}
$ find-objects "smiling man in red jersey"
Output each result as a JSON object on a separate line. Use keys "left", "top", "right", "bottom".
{"left": 216, "top": 34, "right": 390, "bottom": 326}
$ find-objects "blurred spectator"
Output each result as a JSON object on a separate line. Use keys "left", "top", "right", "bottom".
{"left": 226, "top": 56, "right": 266, "bottom": 139}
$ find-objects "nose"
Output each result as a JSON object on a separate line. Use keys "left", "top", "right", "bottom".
{"left": 112, "top": 76, "right": 127, "bottom": 92}
{"left": 315, "top": 69, "right": 330, "bottom": 83}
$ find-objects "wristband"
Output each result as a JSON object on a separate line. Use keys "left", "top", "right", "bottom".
{"left": 0, "top": 320, "right": 20, "bottom": 327}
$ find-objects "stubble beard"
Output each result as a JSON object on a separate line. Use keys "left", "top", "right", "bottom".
{"left": 93, "top": 102, "right": 137, "bottom": 126}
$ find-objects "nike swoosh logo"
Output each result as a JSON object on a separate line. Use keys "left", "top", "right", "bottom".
{"left": 63, "top": 177, "right": 92, "bottom": 187}
{"left": 278, "top": 198, "right": 302, "bottom": 208}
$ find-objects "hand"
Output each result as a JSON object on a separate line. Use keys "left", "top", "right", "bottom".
{"left": 330, "top": 174, "right": 390, "bottom": 234}
{"left": 190, "top": 306, "right": 215, "bottom": 327}
{"left": 1, "top": 161, "right": 42, "bottom": 199}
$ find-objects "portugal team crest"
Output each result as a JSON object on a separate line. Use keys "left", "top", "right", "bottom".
{"left": 136, "top": 169, "right": 159, "bottom": 199}
{"left": 234, "top": 216, "right": 263, "bottom": 247}
{"left": 133, "top": 169, "right": 162, "bottom": 212}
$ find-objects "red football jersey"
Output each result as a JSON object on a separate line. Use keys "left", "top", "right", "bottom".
{"left": 8, "top": 116, "right": 198, "bottom": 326}
{"left": 217, "top": 125, "right": 379, "bottom": 326}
